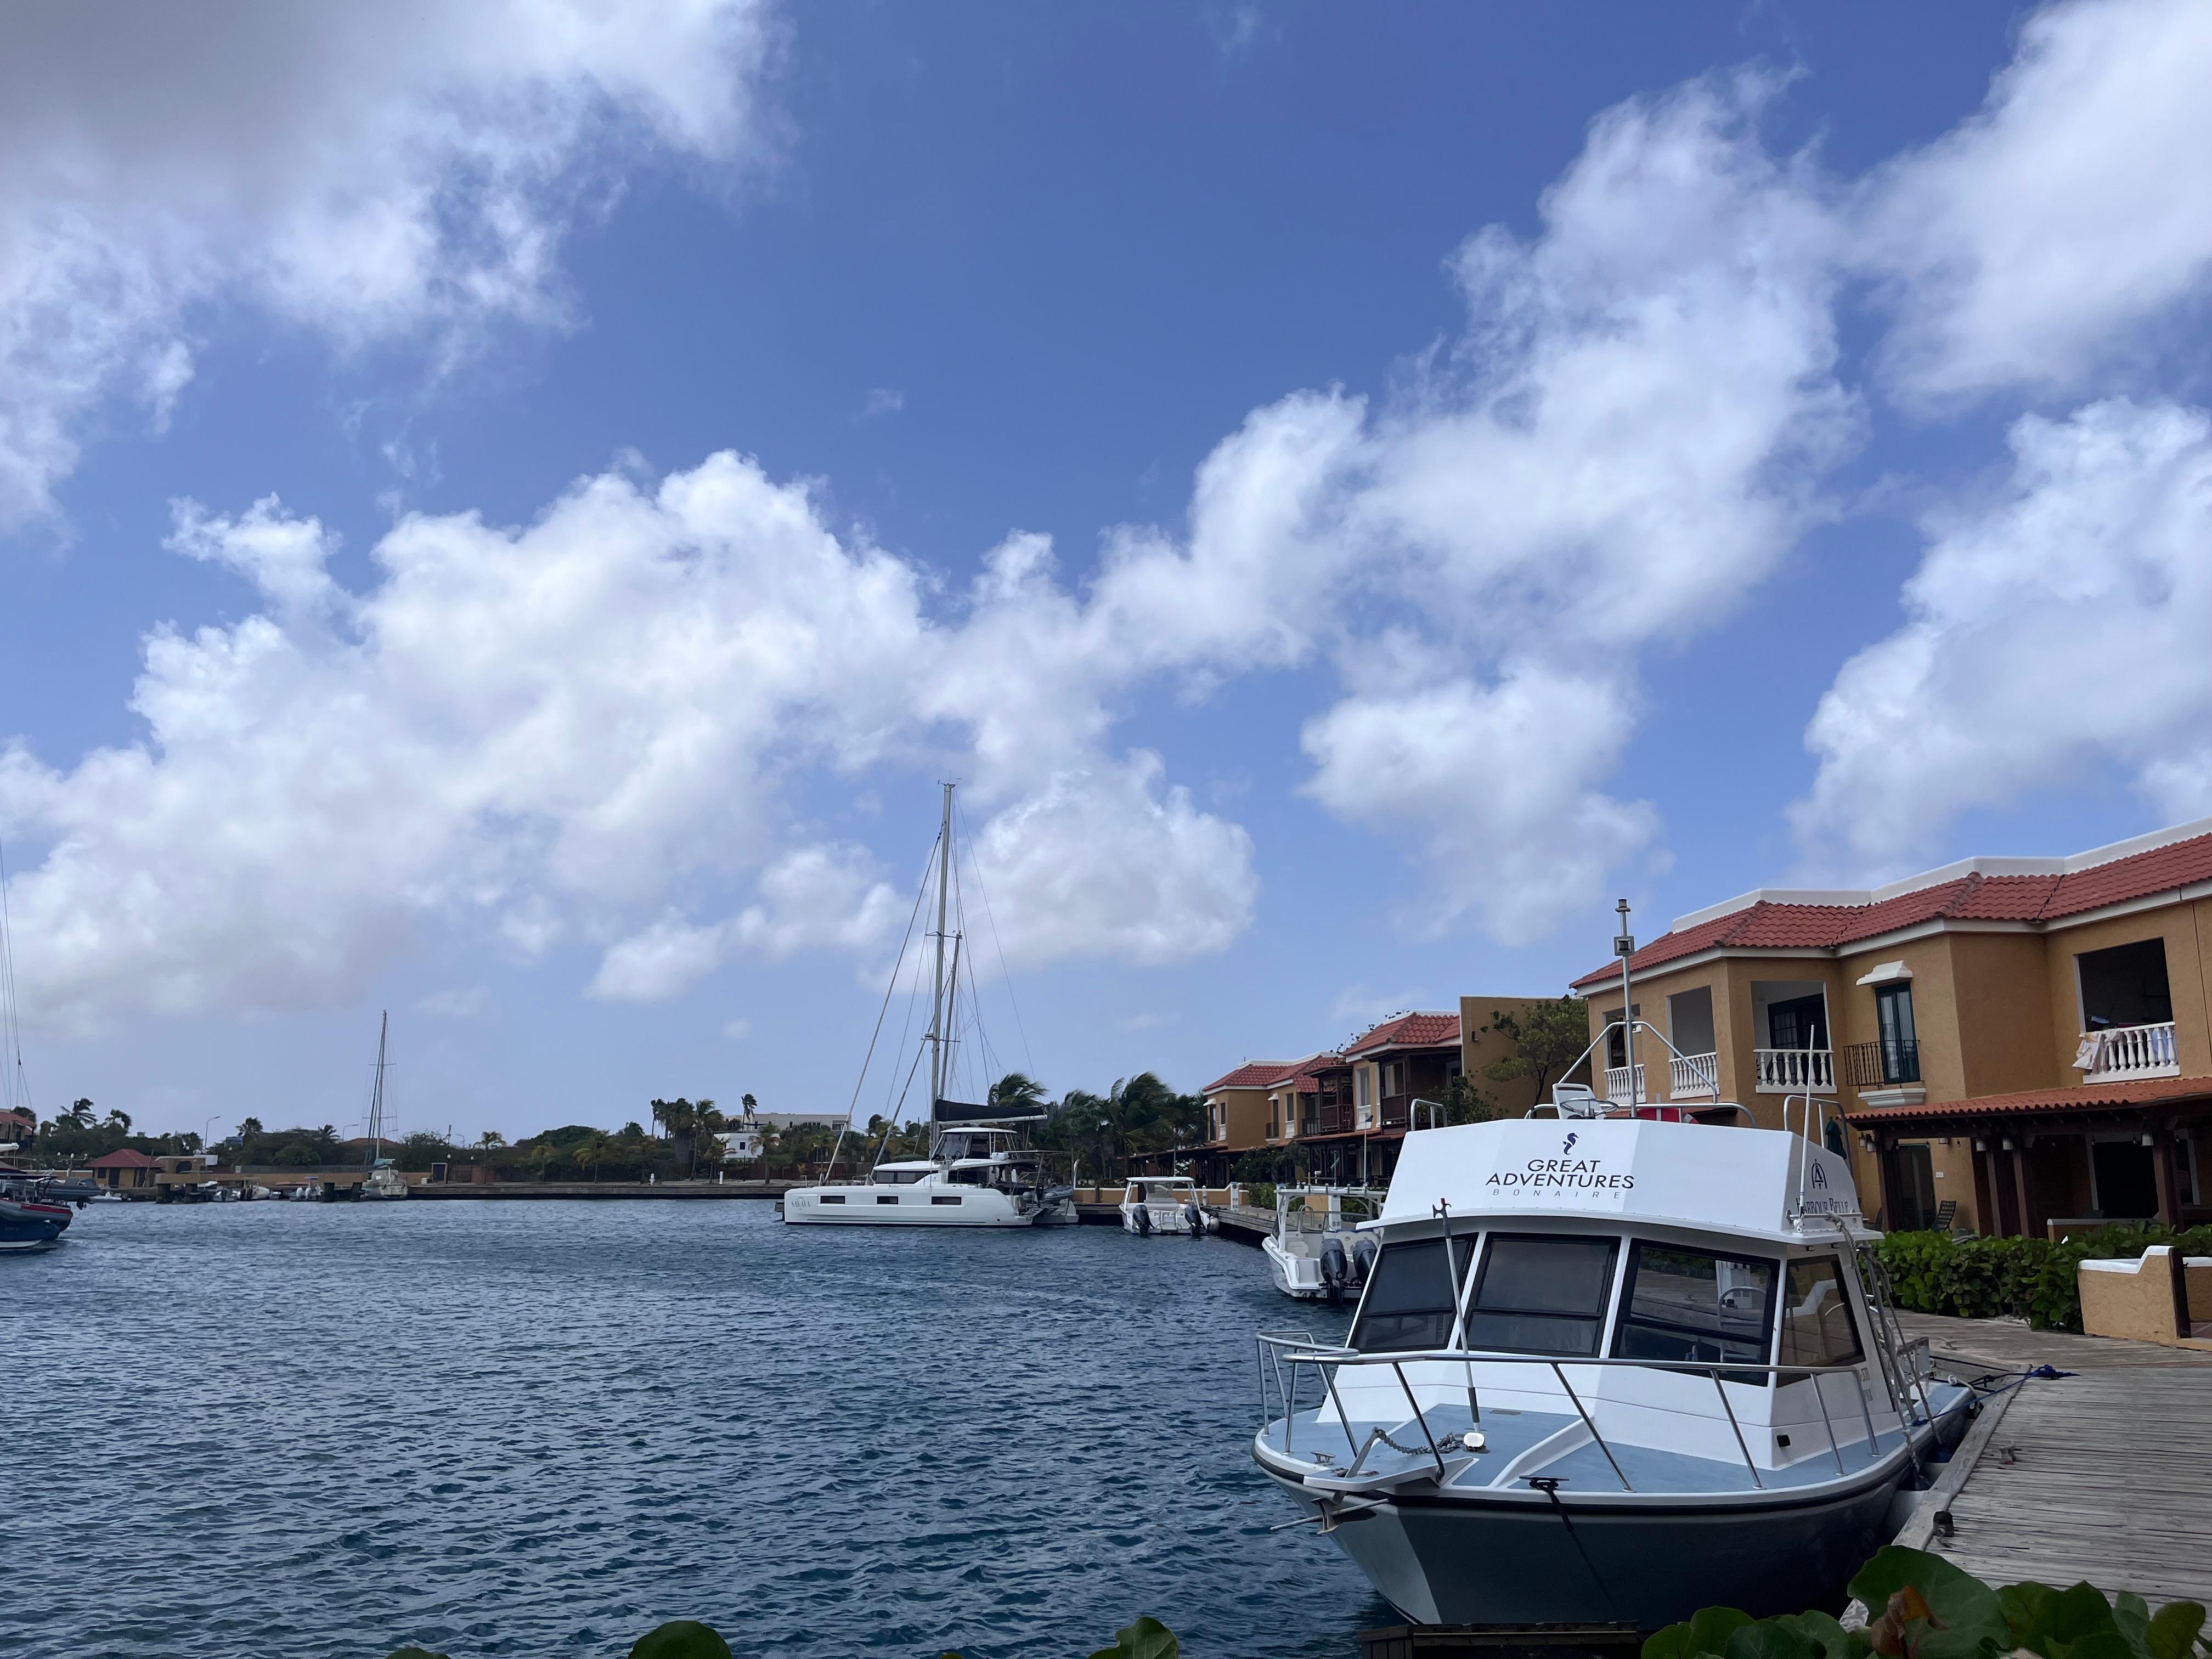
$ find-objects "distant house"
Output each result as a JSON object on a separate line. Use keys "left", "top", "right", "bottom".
{"left": 0, "top": 1109, "right": 33, "bottom": 1150}
{"left": 755, "top": 1112, "right": 847, "bottom": 1131}
{"left": 90, "top": 1148, "right": 159, "bottom": 1190}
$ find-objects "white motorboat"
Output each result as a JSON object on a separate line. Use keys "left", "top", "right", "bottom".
{"left": 1262, "top": 1186, "right": 1383, "bottom": 1300}
{"left": 1120, "top": 1175, "right": 1214, "bottom": 1235}
{"left": 783, "top": 785, "right": 1074, "bottom": 1231}
{"left": 1251, "top": 1077, "right": 1977, "bottom": 1629}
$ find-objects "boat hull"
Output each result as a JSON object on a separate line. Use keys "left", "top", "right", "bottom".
{"left": 782, "top": 1186, "right": 1040, "bottom": 1227}
{"left": 1267, "top": 1461, "right": 1916, "bottom": 1628}
{"left": 0, "top": 1197, "right": 72, "bottom": 1251}
{"left": 1262, "top": 1235, "right": 1329, "bottom": 1299}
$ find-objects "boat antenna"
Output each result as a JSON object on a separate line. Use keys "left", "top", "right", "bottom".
{"left": 924, "top": 782, "right": 955, "bottom": 1154}
{"left": 365, "top": 1012, "right": 388, "bottom": 1169}
{"left": 0, "top": 829, "right": 28, "bottom": 1122}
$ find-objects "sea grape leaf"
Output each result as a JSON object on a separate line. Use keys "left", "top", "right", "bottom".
{"left": 1782, "top": 1609, "right": 1860, "bottom": 1659}
{"left": 1852, "top": 1549, "right": 2008, "bottom": 1659}
{"left": 1726, "top": 1615, "right": 1829, "bottom": 1659}
{"left": 630, "top": 1620, "right": 734, "bottom": 1659}
{"left": 2144, "top": 1602, "right": 2207, "bottom": 1659}
{"left": 1087, "top": 1616, "right": 1179, "bottom": 1659}
{"left": 1647, "top": 1606, "right": 1757, "bottom": 1659}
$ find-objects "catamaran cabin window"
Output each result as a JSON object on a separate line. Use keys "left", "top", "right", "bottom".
{"left": 1611, "top": 1243, "right": 1776, "bottom": 1378}
{"left": 1778, "top": 1256, "right": 1863, "bottom": 1370}
{"left": 1349, "top": 1236, "right": 1477, "bottom": 1352}
{"left": 878, "top": 1168, "right": 930, "bottom": 1185}
{"left": 1461, "top": 1234, "right": 1619, "bottom": 1357}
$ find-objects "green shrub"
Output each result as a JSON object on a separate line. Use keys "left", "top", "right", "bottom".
{"left": 1646, "top": 1545, "right": 2205, "bottom": 1659}
{"left": 388, "top": 1615, "right": 1178, "bottom": 1658}
{"left": 1246, "top": 1181, "right": 1278, "bottom": 1211}
{"left": 1877, "top": 1222, "right": 2212, "bottom": 1331}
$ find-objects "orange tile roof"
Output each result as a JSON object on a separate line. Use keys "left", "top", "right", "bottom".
{"left": 1345, "top": 1011, "right": 1462, "bottom": 1056}
{"left": 1843, "top": 1075, "right": 2212, "bottom": 1124}
{"left": 90, "top": 1148, "right": 160, "bottom": 1167}
{"left": 1203, "top": 1060, "right": 1297, "bottom": 1092}
{"left": 1572, "top": 828, "right": 2212, "bottom": 989}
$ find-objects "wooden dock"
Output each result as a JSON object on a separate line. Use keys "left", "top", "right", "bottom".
{"left": 408, "top": 1179, "right": 794, "bottom": 1199}
{"left": 1894, "top": 1311, "right": 2212, "bottom": 1609}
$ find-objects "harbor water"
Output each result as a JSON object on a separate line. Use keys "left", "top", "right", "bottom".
{"left": 9, "top": 1201, "right": 1373, "bottom": 1658}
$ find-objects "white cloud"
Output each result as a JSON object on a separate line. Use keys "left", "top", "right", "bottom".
{"left": 0, "top": 451, "right": 1259, "bottom": 1027}
{"left": 1303, "top": 669, "right": 1660, "bottom": 945}
{"left": 1794, "top": 399, "right": 2212, "bottom": 874}
{"left": 967, "top": 755, "right": 1259, "bottom": 970}
{"left": 0, "top": 0, "right": 780, "bottom": 529}
{"left": 857, "top": 387, "right": 904, "bottom": 420}
{"left": 1863, "top": 0, "right": 2212, "bottom": 403}
{"left": 722, "top": 1017, "right": 752, "bottom": 1040}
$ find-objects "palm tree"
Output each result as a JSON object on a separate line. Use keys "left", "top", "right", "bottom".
{"left": 989, "top": 1073, "right": 1048, "bottom": 1110}
{"left": 66, "top": 1098, "right": 95, "bottom": 1129}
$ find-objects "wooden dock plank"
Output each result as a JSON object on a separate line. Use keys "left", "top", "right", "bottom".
{"left": 1924, "top": 1350, "right": 2212, "bottom": 1607}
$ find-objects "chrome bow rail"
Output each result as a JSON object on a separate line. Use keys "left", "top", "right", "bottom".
{"left": 1256, "top": 1334, "right": 1939, "bottom": 1494}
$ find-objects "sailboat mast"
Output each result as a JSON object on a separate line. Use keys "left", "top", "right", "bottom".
{"left": 366, "top": 1011, "right": 388, "bottom": 1169}
{"left": 926, "top": 783, "right": 955, "bottom": 1136}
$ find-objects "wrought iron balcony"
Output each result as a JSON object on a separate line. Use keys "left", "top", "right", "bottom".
{"left": 1843, "top": 1039, "right": 1920, "bottom": 1088}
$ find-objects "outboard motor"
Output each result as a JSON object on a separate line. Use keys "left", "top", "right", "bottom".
{"left": 1349, "top": 1234, "right": 1378, "bottom": 1285}
{"left": 1320, "top": 1238, "right": 1350, "bottom": 1303}
{"left": 1184, "top": 1200, "right": 1205, "bottom": 1234}
{"left": 1135, "top": 1201, "right": 1152, "bottom": 1235}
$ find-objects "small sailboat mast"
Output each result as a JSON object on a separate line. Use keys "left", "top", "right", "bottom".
{"left": 924, "top": 782, "right": 955, "bottom": 1138}
{"left": 365, "top": 1011, "right": 388, "bottom": 1169}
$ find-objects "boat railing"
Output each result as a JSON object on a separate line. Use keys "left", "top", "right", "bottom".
{"left": 1256, "top": 1334, "right": 1920, "bottom": 1496}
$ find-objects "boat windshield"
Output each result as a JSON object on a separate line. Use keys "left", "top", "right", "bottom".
{"left": 1349, "top": 1237, "right": 1478, "bottom": 1353}
{"left": 1611, "top": 1241, "right": 1776, "bottom": 1379}
{"left": 1460, "top": 1234, "right": 1619, "bottom": 1358}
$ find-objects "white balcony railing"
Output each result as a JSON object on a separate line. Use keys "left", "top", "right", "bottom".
{"left": 1602, "top": 1064, "right": 1647, "bottom": 1103}
{"left": 1669, "top": 1052, "right": 1719, "bottom": 1099}
{"left": 1754, "top": 1048, "right": 1833, "bottom": 1093}
{"left": 2079, "top": 1021, "right": 2179, "bottom": 1082}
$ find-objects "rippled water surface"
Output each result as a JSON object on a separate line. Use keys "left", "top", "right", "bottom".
{"left": 13, "top": 1201, "right": 1376, "bottom": 1658}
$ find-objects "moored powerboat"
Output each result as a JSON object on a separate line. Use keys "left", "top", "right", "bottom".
{"left": 1263, "top": 1186, "right": 1382, "bottom": 1300}
{"left": 1121, "top": 1175, "right": 1214, "bottom": 1235}
{"left": 1250, "top": 1091, "right": 1976, "bottom": 1629}
{"left": 0, "top": 1167, "right": 75, "bottom": 1252}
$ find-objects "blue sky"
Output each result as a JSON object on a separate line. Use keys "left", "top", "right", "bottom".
{"left": 4, "top": 0, "right": 2211, "bottom": 1143}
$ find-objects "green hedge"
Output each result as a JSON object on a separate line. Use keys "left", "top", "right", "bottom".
{"left": 1876, "top": 1223, "right": 2212, "bottom": 1333}
{"left": 1647, "top": 1545, "right": 2205, "bottom": 1659}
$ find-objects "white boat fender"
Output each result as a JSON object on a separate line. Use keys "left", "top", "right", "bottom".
{"left": 1460, "top": 1430, "right": 1486, "bottom": 1453}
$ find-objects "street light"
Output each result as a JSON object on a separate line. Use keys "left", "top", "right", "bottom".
{"left": 202, "top": 1115, "right": 222, "bottom": 1159}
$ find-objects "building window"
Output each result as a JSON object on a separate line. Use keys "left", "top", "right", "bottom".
{"left": 2076, "top": 938, "right": 2173, "bottom": 1029}
{"left": 1355, "top": 1068, "right": 1370, "bottom": 1109}
{"left": 1874, "top": 984, "right": 1919, "bottom": 1083}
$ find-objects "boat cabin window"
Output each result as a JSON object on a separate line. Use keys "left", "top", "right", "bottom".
{"left": 876, "top": 1167, "right": 930, "bottom": 1185}
{"left": 1611, "top": 1242, "right": 1776, "bottom": 1379}
{"left": 1778, "top": 1256, "right": 1863, "bottom": 1371}
{"left": 1462, "top": 1234, "right": 1619, "bottom": 1357}
{"left": 1349, "top": 1236, "right": 1478, "bottom": 1353}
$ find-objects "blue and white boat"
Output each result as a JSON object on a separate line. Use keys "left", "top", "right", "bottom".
{"left": 1250, "top": 1091, "right": 1975, "bottom": 1629}
{"left": 1, "top": 1167, "right": 75, "bottom": 1252}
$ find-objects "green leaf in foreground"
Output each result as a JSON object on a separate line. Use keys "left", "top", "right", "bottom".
{"left": 1644, "top": 1605, "right": 1754, "bottom": 1659}
{"left": 2145, "top": 1601, "right": 2208, "bottom": 1659}
{"left": 1851, "top": 1547, "right": 2008, "bottom": 1659}
{"left": 630, "top": 1620, "right": 733, "bottom": 1659}
{"left": 1089, "top": 1615, "right": 1179, "bottom": 1659}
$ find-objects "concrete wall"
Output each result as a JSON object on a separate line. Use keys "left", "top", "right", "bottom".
{"left": 1204, "top": 1085, "right": 1273, "bottom": 1154}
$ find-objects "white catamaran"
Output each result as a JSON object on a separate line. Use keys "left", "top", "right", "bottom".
{"left": 781, "top": 784, "right": 1074, "bottom": 1229}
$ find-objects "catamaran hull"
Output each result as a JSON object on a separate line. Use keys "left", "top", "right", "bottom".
{"left": 1267, "top": 1463, "right": 1916, "bottom": 1628}
{"left": 782, "top": 1188, "right": 1041, "bottom": 1227}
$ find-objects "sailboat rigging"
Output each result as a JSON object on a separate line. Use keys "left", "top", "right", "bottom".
{"left": 782, "top": 783, "right": 1073, "bottom": 1228}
